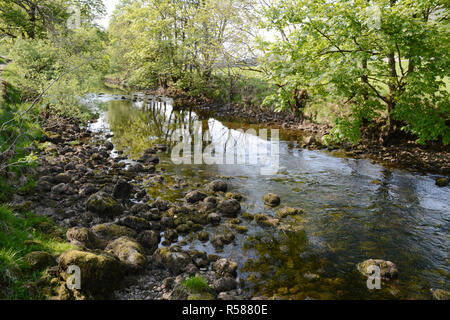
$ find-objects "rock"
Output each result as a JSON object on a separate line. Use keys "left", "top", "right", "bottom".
{"left": 129, "top": 203, "right": 150, "bottom": 215}
{"left": 25, "top": 251, "right": 55, "bottom": 270}
{"left": 254, "top": 214, "right": 279, "bottom": 227}
{"left": 104, "top": 141, "right": 114, "bottom": 150}
{"left": 66, "top": 227, "right": 104, "bottom": 249}
{"left": 150, "top": 199, "right": 170, "bottom": 212}
{"left": 54, "top": 173, "right": 72, "bottom": 184}
{"left": 208, "top": 180, "right": 228, "bottom": 192}
{"left": 118, "top": 215, "right": 152, "bottom": 232}
{"left": 304, "top": 136, "right": 316, "bottom": 145}
{"left": 164, "top": 229, "right": 178, "bottom": 242}
{"left": 211, "top": 277, "right": 238, "bottom": 293}
{"left": 213, "top": 258, "right": 238, "bottom": 277}
{"left": 225, "top": 192, "right": 243, "bottom": 201}
{"left": 276, "top": 207, "right": 304, "bottom": 218}
{"left": 217, "top": 200, "right": 241, "bottom": 217}
{"left": 262, "top": 193, "right": 280, "bottom": 207}
{"left": 86, "top": 192, "right": 123, "bottom": 216}
{"left": 137, "top": 230, "right": 160, "bottom": 254}
{"left": 176, "top": 224, "right": 191, "bottom": 234}
{"left": 51, "top": 183, "right": 75, "bottom": 195}
{"left": 432, "top": 289, "right": 450, "bottom": 300}
{"left": 190, "top": 250, "right": 209, "bottom": 268}
{"left": 203, "top": 196, "right": 217, "bottom": 210}
{"left": 218, "top": 292, "right": 243, "bottom": 300}
{"left": 153, "top": 247, "right": 192, "bottom": 275}
{"left": 435, "top": 177, "right": 449, "bottom": 187}
{"left": 357, "top": 259, "right": 398, "bottom": 280}
{"left": 79, "top": 183, "right": 97, "bottom": 196}
{"left": 138, "top": 153, "right": 159, "bottom": 165}
{"left": 105, "top": 237, "right": 147, "bottom": 269}
{"left": 207, "top": 212, "right": 221, "bottom": 225}
{"left": 187, "top": 293, "right": 215, "bottom": 300}
{"left": 91, "top": 223, "right": 137, "bottom": 240}
{"left": 58, "top": 250, "right": 125, "bottom": 295}
{"left": 185, "top": 190, "right": 207, "bottom": 203}
{"left": 198, "top": 231, "right": 209, "bottom": 242}
{"left": 113, "top": 179, "right": 131, "bottom": 199}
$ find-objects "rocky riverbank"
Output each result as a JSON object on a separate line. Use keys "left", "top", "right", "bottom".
{"left": 8, "top": 109, "right": 259, "bottom": 300}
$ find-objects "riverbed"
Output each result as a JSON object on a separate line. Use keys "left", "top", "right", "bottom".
{"left": 86, "top": 92, "right": 449, "bottom": 299}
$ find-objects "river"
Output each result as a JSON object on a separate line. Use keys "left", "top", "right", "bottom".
{"left": 85, "top": 91, "right": 449, "bottom": 299}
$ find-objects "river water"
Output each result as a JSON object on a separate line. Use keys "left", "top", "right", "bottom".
{"left": 86, "top": 92, "right": 449, "bottom": 300}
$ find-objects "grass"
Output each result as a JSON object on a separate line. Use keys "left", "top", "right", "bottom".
{"left": 0, "top": 205, "right": 75, "bottom": 299}
{"left": 182, "top": 276, "right": 210, "bottom": 294}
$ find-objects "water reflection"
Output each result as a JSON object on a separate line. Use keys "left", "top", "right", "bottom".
{"left": 87, "top": 93, "right": 450, "bottom": 299}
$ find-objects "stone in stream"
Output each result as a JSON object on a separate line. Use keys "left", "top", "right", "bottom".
{"left": 207, "top": 213, "right": 221, "bottom": 225}
{"left": 262, "top": 193, "right": 281, "bottom": 207}
{"left": 113, "top": 179, "right": 131, "bottom": 199}
{"left": 118, "top": 215, "right": 153, "bottom": 232}
{"left": 208, "top": 180, "right": 228, "bottom": 192}
{"left": 435, "top": 177, "right": 449, "bottom": 187}
{"left": 357, "top": 259, "right": 398, "bottom": 280}
{"left": 276, "top": 207, "right": 304, "bottom": 218}
{"left": 185, "top": 190, "right": 207, "bottom": 203}
{"left": 217, "top": 199, "right": 241, "bottom": 217}
{"left": 137, "top": 230, "right": 160, "bottom": 254}
{"left": 104, "top": 141, "right": 114, "bottom": 150}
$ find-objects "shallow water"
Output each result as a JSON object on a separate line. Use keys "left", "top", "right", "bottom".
{"left": 87, "top": 92, "right": 449, "bottom": 300}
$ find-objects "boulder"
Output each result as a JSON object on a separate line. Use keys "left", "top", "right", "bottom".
{"left": 105, "top": 237, "right": 147, "bottom": 269}
{"left": 185, "top": 190, "right": 207, "bottom": 203}
{"left": 276, "top": 207, "right": 304, "bottom": 218}
{"left": 86, "top": 192, "right": 123, "bottom": 216}
{"left": 25, "top": 251, "right": 55, "bottom": 270}
{"left": 207, "top": 212, "right": 221, "bottom": 225}
{"left": 217, "top": 200, "right": 241, "bottom": 217}
{"left": 58, "top": 250, "right": 126, "bottom": 295}
{"left": 211, "top": 277, "right": 238, "bottom": 293}
{"left": 153, "top": 247, "right": 192, "bottom": 275}
{"left": 208, "top": 180, "right": 228, "bottom": 192}
{"left": 262, "top": 193, "right": 280, "bottom": 207}
{"left": 137, "top": 230, "right": 160, "bottom": 254}
{"left": 213, "top": 258, "right": 238, "bottom": 277}
{"left": 435, "top": 177, "right": 449, "bottom": 187}
{"left": 113, "top": 179, "right": 131, "bottom": 199}
{"left": 118, "top": 215, "right": 152, "bottom": 232}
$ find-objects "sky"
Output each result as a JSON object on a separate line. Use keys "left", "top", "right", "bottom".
{"left": 97, "top": 0, "right": 120, "bottom": 29}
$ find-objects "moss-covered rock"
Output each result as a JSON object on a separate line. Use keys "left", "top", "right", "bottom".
{"left": 262, "top": 193, "right": 280, "bottom": 207}
{"left": 58, "top": 250, "right": 126, "bottom": 295}
{"left": 66, "top": 227, "right": 105, "bottom": 249}
{"left": 357, "top": 259, "right": 398, "bottom": 280}
{"left": 105, "top": 236, "right": 147, "bottom": 269}
{"left": 86, "top": 192, "right": 123, "bottom": 216}
{"left": 225, "top": 192, "right": 243, "bottom": 201}
{"left": 432, "top": 289, "right": 450, "bottom": 300}
{"left": 25, "top": 251, "right": 55, "bottom": 270}
{"left": 435, "top": 177, "right": 449, "bottom": 187}
{"left": 217, "top": 199, "right": 241, "bottom": 217}
{"left": 137, "top": 230, "right": 160, "bottom": 254}
{"left": 91, "top": 223, "right": 137, "bottom": 240}
{"left": 153, "top": 247, "right": 192, "bottom": 275}
{"left": 118, "top": 215, "right": 152, "bottom": 232}
{"left": 276, "top": 207, "right": 304, "bottom": 218}
{"left": 213, "top": 258, "right": 238, "bottom": 277}
{"left": 208, "top": 180, "right": 228, "bottom": 192}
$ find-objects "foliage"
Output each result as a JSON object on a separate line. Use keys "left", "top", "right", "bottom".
{"left": 260, "top": 0, "right": 450, "bottom": 144}
{"left": 0, "top": 205, "right": 75, "bottom": 299}
{"left": 182, "top": 276, "right": 210, "bottom": 293}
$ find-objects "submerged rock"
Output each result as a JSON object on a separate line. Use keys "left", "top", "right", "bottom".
{"left": 262, "top": 193, "right": 281, "bottom": 207}
{"left": 66, "top": 227, "right": 104, "bottom": 249}
{"left": 357, "top": 259, "right": 398, "bottom": 280}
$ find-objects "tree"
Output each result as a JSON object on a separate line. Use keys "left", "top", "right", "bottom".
{"left": 260, "top": 0, "right": 449, "bottom": 144}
